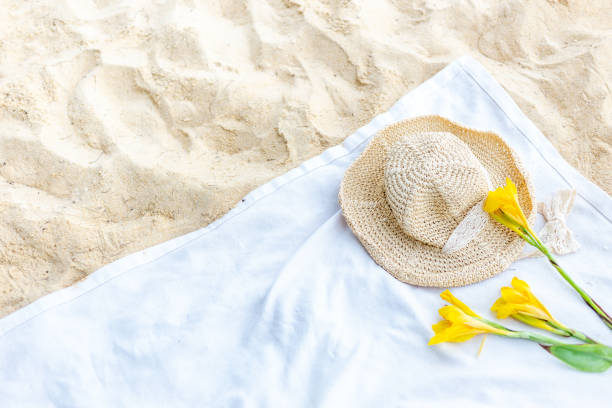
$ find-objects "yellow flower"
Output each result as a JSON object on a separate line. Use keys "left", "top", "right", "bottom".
{"left": 485, "top": 179, "right": 612, "bottom": 331}
{"left": 484, "top": 178, "right": 537, "bottom": 239}
{"left": 440, "top": 289, "right": 479, "bottom": 317}
{"left": 491, "top": 277, "right": 565, "bottom": 334}
{"left": 429, "top": 291, "right": 512, "bottom": 345}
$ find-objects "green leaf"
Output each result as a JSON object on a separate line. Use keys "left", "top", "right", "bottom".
{"left": 546, "top": 344, "right": 612, "bottom": 373}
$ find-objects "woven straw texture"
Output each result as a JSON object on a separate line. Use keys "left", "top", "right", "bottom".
{"left": 338, "top": 116, "right": 535, "bottom": 287}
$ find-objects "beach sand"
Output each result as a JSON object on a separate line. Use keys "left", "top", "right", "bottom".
{"left": 0, "top": 0, "right": 611, "bottom": 317}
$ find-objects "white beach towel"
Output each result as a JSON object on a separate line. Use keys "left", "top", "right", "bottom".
{"left": 1, "top": 57, "right": 611, "bottom": 407}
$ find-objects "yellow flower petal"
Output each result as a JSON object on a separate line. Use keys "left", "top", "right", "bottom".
{"left": 492, "top": 277, "right": 563, "bottom": 330}
{"left": 511, "top": 277, "right": 553, "bottom": 320}
{"left": 484, "top": 178, "right": 536, "bottom": 238}
{"left": 440, "top": 290, "right": 479, "bottom": 317}
{"left": 506, "top": 177, "right": 518, "bottom": 195}
{"left": 503, "top": 303, "right": 549, "bottom": 320}
{"left": 432, "top": 320, "right": 452, "bottom": 334}
{"left": 490, "top": 297, "right": 506, "bottom": 312}
{"left": 491, "top": 303, "right": 518, "bottom": 319}
{"left": 483, "top": 178, "right": 518, "bottom": 213}
{"left": 451, "top": 333, "right": 480, "bottom": 343}
{"left": 513, "top": 314, "right": 555, "bottom": 332}
{"left": 439, "top": 305, "right": 510, "bottom": 334}
{"left": 430, "top": 297, "right": 514, "bottom": 346}
{"left": 438, "top": 305, "right": 471, "bottom": 324}
{"left": 501, "top": 287, "right": 529, "bottom": 304}
{"left": 510, "top": 276, "right": 530, "bottom": 294}
{"left": 428, "top": 323, "right": 481, "bottom": 345}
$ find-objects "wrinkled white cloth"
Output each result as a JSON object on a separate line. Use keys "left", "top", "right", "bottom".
{"left": 1, "top": 57, "right": 611, "bottom": 407}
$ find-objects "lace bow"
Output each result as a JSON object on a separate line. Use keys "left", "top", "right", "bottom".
{"left": 520, "top": 189, "right": 579, "bottom": 258}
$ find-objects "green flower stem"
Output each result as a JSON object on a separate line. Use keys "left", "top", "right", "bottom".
{"left": 546, "top": 321, "right": 598, "bottom": 344}
{"left": 527, "top": 234, "right": 612, "bottom": 331}
{"left": 519, "top": 230, "right": 539, "bottom": 247}
{"left": 474, "top": 316, "right": 612, "bottom": 372}
{"left": 513, "top": 314, "right": 570, "bottom": 337}
{"left": 506, "top": 330, "right": 568, "bottom": 346}
{"left": 475, "top": 316, "right": 566, "bottom": 346}
{"left": 476, "top": 316, "right": 510, "bottom": 332}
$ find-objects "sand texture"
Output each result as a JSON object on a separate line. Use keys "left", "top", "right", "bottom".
{"left": 0, "top": 0, "right": 611, "bottom": 317}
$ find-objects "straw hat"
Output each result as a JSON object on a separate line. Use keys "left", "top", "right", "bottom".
{"left": 339, "top": 115, "right": 535, "bottom": 287}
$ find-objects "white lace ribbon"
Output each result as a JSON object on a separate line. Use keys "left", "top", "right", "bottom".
{"left": 442, "top": 164, "right": 492, "bottom": 254}
{"left": 519, "top": 189, "right": 579, "bottom": 258}
{"left": 442, "top": 198, "right": 489, "bottom": 254}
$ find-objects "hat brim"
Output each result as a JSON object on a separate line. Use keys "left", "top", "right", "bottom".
{"left": 338, "top": 115, "right": 535, "bottom": 287}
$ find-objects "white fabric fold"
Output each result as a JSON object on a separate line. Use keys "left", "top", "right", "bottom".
{"left": 1, "top": 57, "right": 611, "bottom": 407}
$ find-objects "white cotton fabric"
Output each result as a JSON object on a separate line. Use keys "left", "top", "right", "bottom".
{"left": 1, "top": 57, "right": 611, "bottom": 407}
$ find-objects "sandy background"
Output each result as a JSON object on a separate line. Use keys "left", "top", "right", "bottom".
{"left": 0, "top": 0, "right": 611, "bottom": 317}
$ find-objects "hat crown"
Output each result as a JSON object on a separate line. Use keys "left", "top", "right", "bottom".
{"left": 383, "top": 132, "right": 490, "bottom": 248}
